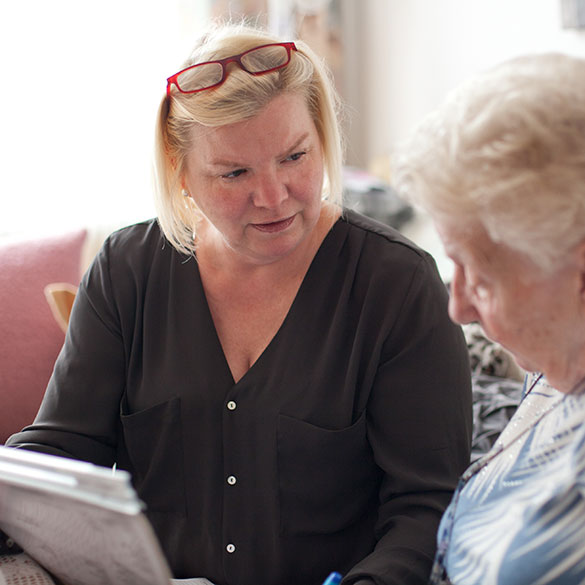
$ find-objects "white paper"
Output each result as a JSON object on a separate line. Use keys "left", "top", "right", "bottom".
{"left": 0, "top": 446, "right": 173, "bottom": 585}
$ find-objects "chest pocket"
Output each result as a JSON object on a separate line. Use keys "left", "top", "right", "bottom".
{"left": 121, "top": 396, "right": 187, "bottom": 516}
{"left": 277, "top": 411, "right": 380, "bottom": 535}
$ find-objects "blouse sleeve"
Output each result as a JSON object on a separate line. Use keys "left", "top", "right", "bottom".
{"left": 345, "top": 254, "right": 473, "bottom": 585}
{"left": 6, "top": 237, "right": 127, "bottom": 466}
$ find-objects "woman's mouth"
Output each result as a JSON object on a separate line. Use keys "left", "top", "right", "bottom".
{"left": 252, "top": 215, "right": 295, "bottom": 233}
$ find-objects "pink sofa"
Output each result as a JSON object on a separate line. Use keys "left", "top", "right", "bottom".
{"left": 0, "top": 229, "right": 87, "bottom": 444}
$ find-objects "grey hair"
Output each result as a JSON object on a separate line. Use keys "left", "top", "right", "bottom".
{"left": 393, "top": 52, "right": 585, "bottom": 273}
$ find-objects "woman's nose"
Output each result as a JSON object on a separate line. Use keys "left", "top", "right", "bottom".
{"left": 252, "top": 170, "right": 288, "bottom": 208}
{"left": 448, "top": 266, "right": 479, "bottom": 325}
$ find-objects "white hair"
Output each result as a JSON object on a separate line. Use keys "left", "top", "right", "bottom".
{"left": 393, "top": 52, "right": 585, "bottom": 273}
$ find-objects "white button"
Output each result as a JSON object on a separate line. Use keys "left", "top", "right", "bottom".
{"left": 227, "top": 475, "right": 236, "bottom": 485}
{"left": 227, "top": 401, "right": 237, "bottom": 411}
{"left": 226, "top": 543, "right": 236, "bottom": 553}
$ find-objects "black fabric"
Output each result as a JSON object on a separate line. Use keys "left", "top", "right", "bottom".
{"left": 0, "top": 530, "right": 23, "bottom": 556}
{"left": 7, "top": 210, "right": 473, "bottom": 585}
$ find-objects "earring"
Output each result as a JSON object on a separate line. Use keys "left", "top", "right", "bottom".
{"left": 182, "top": 189, "right": 190, "bottom": 198}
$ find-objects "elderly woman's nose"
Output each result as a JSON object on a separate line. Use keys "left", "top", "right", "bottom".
{"left": 448, "top": 266, "right": 479, "bottom": 325}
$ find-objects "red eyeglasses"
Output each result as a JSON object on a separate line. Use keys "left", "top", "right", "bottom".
{"left": 166, "top": 42, "right": 298, "bottom": 97}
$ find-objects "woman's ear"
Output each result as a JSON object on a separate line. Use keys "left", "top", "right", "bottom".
{"left": 180, "top": 176, "right": 191, "bottom": 199}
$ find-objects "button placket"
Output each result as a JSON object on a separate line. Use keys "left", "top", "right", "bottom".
{"left": 223, "top": 392, "right": 241, "bottom": 570}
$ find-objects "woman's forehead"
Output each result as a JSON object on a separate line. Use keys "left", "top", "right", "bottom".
{"left": 188, "top": 94, "right": 317, "bottom": 160}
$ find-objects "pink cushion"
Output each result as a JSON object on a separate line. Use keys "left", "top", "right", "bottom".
{"left": 0, "top": 230, "right": 87, "bottom": 444}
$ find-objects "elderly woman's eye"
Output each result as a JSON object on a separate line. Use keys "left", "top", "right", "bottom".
{"left": 473, "top": 284, "right": 489, "bottom": 301}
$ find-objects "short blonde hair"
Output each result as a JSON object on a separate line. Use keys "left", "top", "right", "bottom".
{"left": 393, "top": 52, "right": 585, "bottom": 273}
{"left": 153, "top": 23, "right": 343, "bottom": 255}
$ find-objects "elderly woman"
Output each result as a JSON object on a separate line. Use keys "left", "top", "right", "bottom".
{"left": 7, "top": 23, "right": 472, "bottom": 585}
{"left": 394, "top": 52, "right": 585, "bottom": 585}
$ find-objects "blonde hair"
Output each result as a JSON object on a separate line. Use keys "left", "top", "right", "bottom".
{"left": 393, "top": 52, "right": 585, "bottom": 273}
{"left": 153, "top": 23, "right": 343, "bottom": 255}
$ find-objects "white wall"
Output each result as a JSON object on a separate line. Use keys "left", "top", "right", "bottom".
{"left": 2, "top": 0, "right": 585, "bottom": 239}
{"left": 342, "top": 0, "right": 585, "bottom": 168}
{"left": 0, "top": 0, "right": 209, "bottom": 236}
{"left": 335, "top": 0, "right": 585, "bottom": 279}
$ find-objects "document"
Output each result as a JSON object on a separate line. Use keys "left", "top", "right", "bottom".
{"left": 0, "top": 446, "right": 212, "bottom": 585}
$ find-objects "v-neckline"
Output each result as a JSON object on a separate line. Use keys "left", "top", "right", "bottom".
{"left": 192, "top": 215, "right": 344, "bottom": 387}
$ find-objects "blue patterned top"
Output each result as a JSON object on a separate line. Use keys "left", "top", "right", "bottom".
{"left": 433, "top": 374, "right": 585, "bottom": 585}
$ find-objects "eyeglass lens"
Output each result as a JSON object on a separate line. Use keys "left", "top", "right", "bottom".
{"left": 176, "top": 44, "right": 290, "bottom": 93}
{"left": 178, "top": 62, "right": 223, "bottom": 92}
{"left": 241, "top": 44, "right": 290, "bottom": 72}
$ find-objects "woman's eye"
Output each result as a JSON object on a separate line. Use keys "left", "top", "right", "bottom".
{"left": 284, "top": 151, "right": 306, "bottom": 162}
{"left": 222, "top": 168, "right": 247, "bottom": 179}
{"left": 457, "top": 263, "right": 490, "bottom": 302}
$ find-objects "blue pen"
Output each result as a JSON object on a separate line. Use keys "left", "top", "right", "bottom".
{"left": 322, "top": 571, "right": 343, "bottom": 585}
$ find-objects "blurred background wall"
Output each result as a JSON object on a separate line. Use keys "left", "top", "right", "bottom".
{"left": 2, "top": 0, "right": 585, "bottom": 240}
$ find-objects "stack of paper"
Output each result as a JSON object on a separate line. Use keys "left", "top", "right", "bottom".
{"left": 0, "top": 446, "right": 172, "bottom": 585}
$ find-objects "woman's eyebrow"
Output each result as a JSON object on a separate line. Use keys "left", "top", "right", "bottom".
{"left": 276, "top": 133, "right": 310, "bottom": 159}
{"left": 209, "top": 133, "right": 311, "bottom": 168}
{"left": 209, "top": 157, "right": 246, "bottom": 168}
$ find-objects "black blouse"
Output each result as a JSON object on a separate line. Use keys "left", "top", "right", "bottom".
{"left": 8, "top": 209, "right": 472, "bottom": 585}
